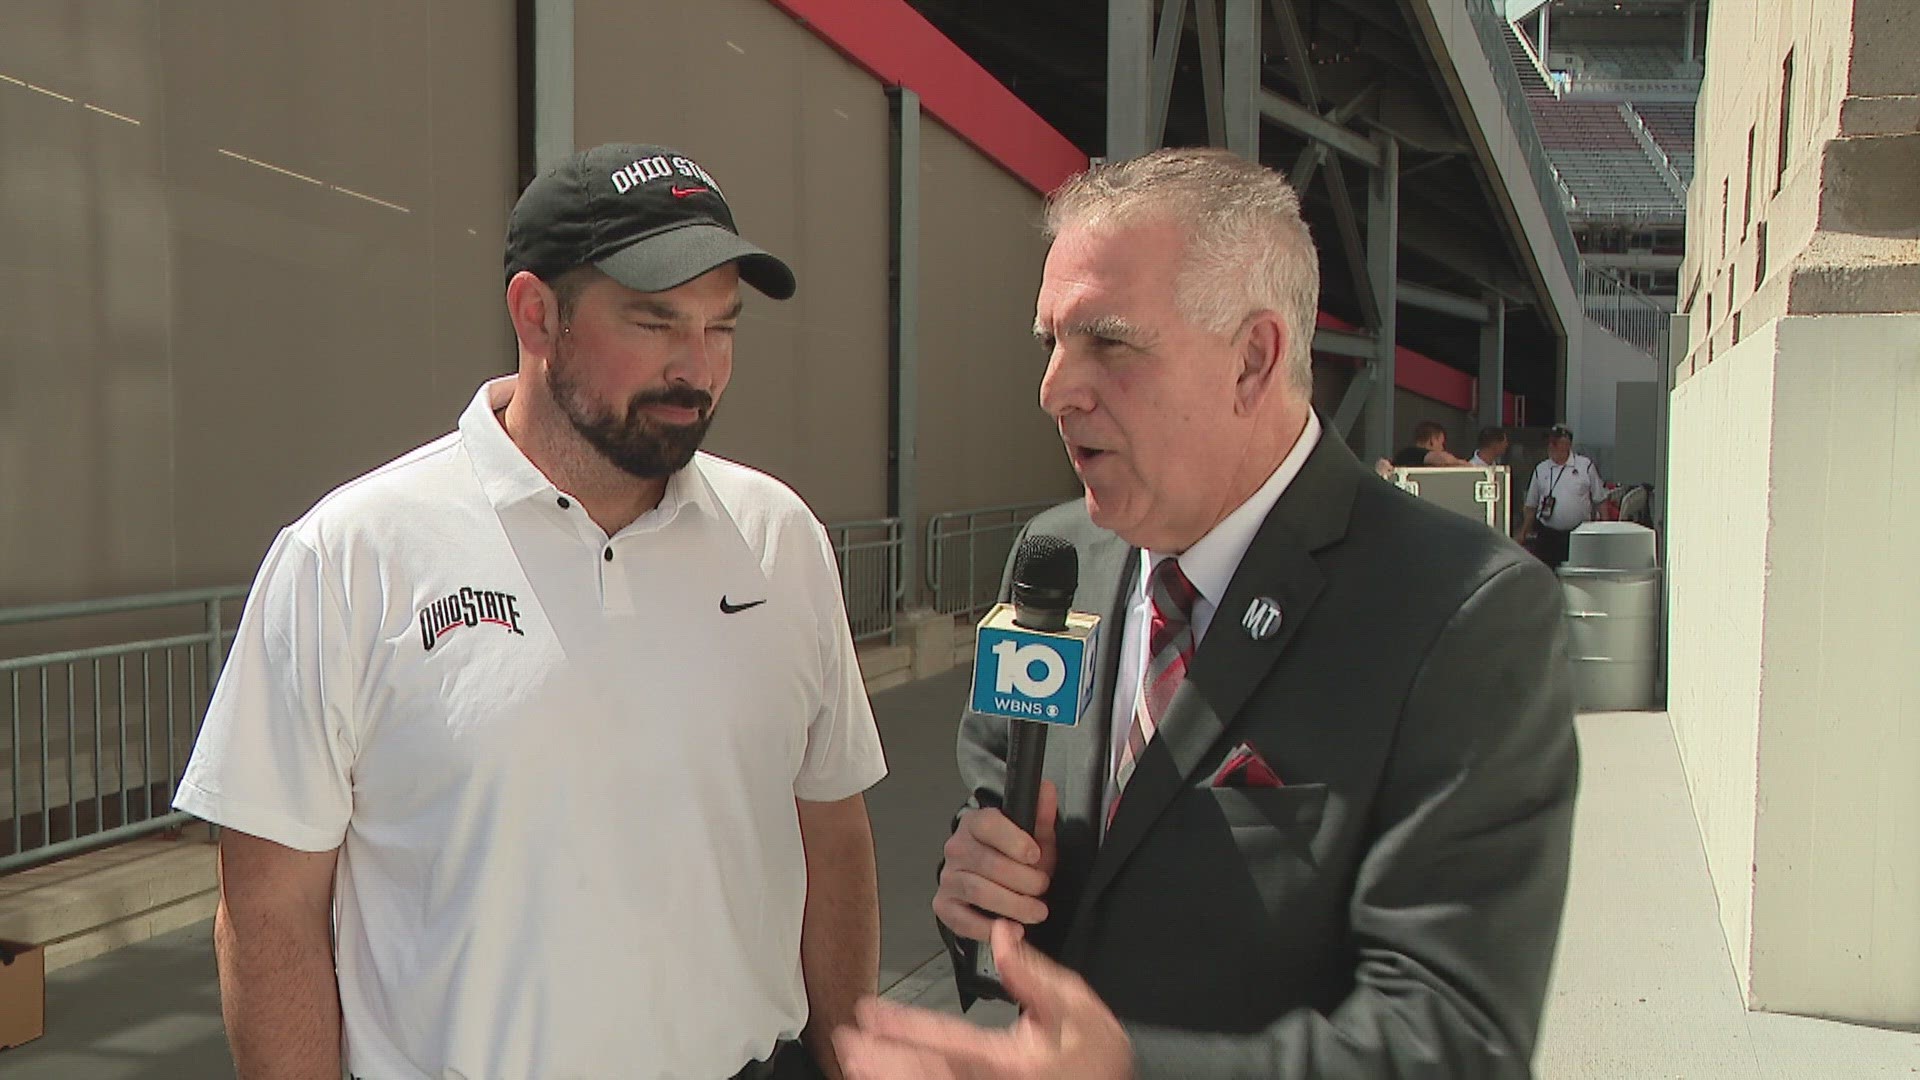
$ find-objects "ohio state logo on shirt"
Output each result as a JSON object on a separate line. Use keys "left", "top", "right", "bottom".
{"left": 418, "top": 587, "right": 525, "bottom": 650}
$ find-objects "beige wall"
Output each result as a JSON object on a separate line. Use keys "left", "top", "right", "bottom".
{"left": 1666, "top": 319, "right": 1776, "bottom": 995}
{"left": 1672, "top": 314, "right": 1920, "bottom": 1024}
{"left": 1681, "top": 0, "right": 1920, "bottom": 371}
{"left": 915, "top": 119, "right": 1077, "bottom": 516}
{"left": 574, "top": 0, "right": 1078, "bottom": 529}
{"left": 2, "top": 0, "right": 1079, "bottom": 610}
{"left": 1669, "top": 0, "right": 1920, "bottom": 1023}
{"left": 1746, "top": 314, "right": 1920, "bottom": 1023}
{"left": 0, "top": 2, "right": 519, "bottom": 603}
{"left": 574, "top": 0, "right": 893, "bottom": 525}
{"left": 574, "top": 0, "right": 1087, "bottom": 613}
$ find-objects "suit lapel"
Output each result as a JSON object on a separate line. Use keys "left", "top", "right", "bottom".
{"left": 1063, "top": 421, "right": 1365, "bottom": 948}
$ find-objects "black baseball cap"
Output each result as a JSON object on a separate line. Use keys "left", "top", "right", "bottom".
{"left": 1547, "top": 424, "right": 1574, "bottom": 441}
{"left": 505, "top": 143, "right": 796, "bottom": 300}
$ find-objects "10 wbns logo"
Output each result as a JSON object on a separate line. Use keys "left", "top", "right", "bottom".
{"left": 968, "top": 606, "right": 1097, "bottom": 727}
{"left": 989, "top": 640, "right": 1068, "bottom": 718}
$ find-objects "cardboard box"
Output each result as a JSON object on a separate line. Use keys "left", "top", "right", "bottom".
{"left": 0, "top": 938, "right": 46, "bottom": 1050}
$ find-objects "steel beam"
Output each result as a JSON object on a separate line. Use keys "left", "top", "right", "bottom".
{"left": 1400, "top": 281, "right": 1491, "bottom": 323}
{"left": 1324, "top": 160, "right": 1378, "bottom": 329}
{"left": 1312, "top": 327, "right": 1374, "bottom": 358}
{"left": 1289, "top": 86, "right": 1378, "bottom": 192}
{"left": 1108, "top": 0, "right": 1154, "bottom": 161}
{"left": 1291, "top": 143, "right": 1328, "bottom": 196}
{"left": 1223, "top": 0, "right": 1260, "bottom": 158}
{"left": 1149, "top": 0, "right": 1190, "bottom": 146}
{"left": 1266, "top": 0, "right": 1378, "bottom": 332}
{"left": 532, "top": 0, "right": 573, "bottom": 171}
{"left": 1331, "top": 365, "right": 1374, "bottom": 437}
{"left": 889, "top": 88, "right": 922, "bottom": 607}
{"left": 1257, "top": 91, "right": 1382, "bottom": 168}
{"left": 1192, "top": 0, "right": 1227, "bottom": 146}
{"left": 1364, "top": 135, "right": 1400, "bottom": 462}
{"left": 1479, "top": 293, "right": 1506, "bottom": 424}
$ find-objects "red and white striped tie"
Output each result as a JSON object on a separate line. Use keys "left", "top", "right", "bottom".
{"left": 1109, "top": 557, "right": 1199, "bottom": 827}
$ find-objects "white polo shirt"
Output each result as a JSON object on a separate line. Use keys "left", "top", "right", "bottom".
{"left": 1525, "top": 453, "right": 1605, "bottom": 531}
{"left": 176, "top": 376, "right": 888, "bottom": 1080}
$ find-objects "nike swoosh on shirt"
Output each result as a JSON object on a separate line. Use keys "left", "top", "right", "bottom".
{"left": 719, "top": 597, "right": 767, "bottom": 614}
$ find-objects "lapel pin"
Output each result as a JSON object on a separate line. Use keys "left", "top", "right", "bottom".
{"left": 1241, "top": 596, "right": 1283, "bottom": 641}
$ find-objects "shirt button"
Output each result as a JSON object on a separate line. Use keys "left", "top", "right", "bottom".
{"left": 603, "top": 548, "right": 614, "bottom": 562}
{"left": 557, "top": 496, "right": 571, "bottom": 509}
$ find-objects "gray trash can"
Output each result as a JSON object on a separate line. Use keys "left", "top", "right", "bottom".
{"left": 1559, "top": 523, "right": 1660, "bottom": 711}
{"left": 1567, "top": 520, "right": 1658, "bottom": 570}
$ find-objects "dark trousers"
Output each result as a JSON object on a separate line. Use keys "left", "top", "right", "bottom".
{"left": 733, "top": 1039, "right": 828, "bottom": 1080}
{"left": 1527, "top": 525, "right": 1573, "bottom": 569}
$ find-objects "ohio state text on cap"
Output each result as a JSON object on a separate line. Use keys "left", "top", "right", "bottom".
{"left": 505, "top": 143, "right": 796, "bottom": 300}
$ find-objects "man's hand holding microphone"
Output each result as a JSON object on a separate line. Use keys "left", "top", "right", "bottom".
{"left": 934, "top": 779, "right": 1060, "bottom": 942}
{"left": 837, "top": 535, "right": 1135, "bottom": 1079}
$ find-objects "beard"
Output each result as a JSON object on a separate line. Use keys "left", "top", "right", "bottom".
{"left": 548, "top": 336, "right": 716, "bottom": 480}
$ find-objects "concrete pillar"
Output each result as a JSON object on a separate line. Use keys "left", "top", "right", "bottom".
{"left": 903, "top": 608, "right": 957, "bottom": 680}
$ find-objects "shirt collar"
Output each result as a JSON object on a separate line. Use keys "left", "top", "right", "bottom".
{"left": 459, "top": 375, "right": 712, "bottom": 524}
{"left": 1145, "top": 409, "right": 1323, "bottom": 610}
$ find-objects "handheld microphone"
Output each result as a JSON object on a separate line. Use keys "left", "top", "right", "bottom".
{"left": 964, "top": 534, "right": 1100, "bottom": 993}
{"left": 1000, "top": 535, "right": 1076, "bottom": 835}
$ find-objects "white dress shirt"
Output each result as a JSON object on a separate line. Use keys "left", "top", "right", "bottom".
{"left": 1102, "top": 411, "right": 1322, "bottom": 822}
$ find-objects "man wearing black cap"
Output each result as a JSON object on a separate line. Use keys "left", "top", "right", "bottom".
{"left": 1521, "top": 425, "right": 1606, "bottom": 568}
{"left": 176, "top": 144, "right": 886, "bottom": 1080}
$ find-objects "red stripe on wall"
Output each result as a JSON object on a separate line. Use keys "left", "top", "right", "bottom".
{"left": 769, "top": 1, "right": 1511, "bottom": 420}
{"left": 1315, "top": 313, "right": 1519, "bottom": 418}
{"left": 764, "top": 0, "right": 1089, "bottom": 194}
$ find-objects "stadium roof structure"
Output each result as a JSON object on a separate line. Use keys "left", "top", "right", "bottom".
{"left": 907, "top": 0, "right": 1592, "bottom": 441}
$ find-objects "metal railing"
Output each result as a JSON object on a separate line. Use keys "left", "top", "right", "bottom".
{"left": 825, "top": 517, "right": 905, "bottom": 645}
{"left": 1581, "top": 263, "right": 1672, "bottom": 360}
{"left": 1563, "top": 76, "right": 1701, "bottom": 98}
{"left": 924, "top": 501, "right": 1058, "bottom": 620}
{"left": 1618, "top": 101, "right": 1688, "bottom": 199}
{"left": 1463, "top": 0, "right": 1584, "bottom": 281}
{"left": 1507, "top": 16, "right": 1558, "bottom": 99}
{"left": 1, "top": 588, "right": 243, "bottom": 874}
{"left": 0, "top": 504, "right": 1029, "bottom": 874}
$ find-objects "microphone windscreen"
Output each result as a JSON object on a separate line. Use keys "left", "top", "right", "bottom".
{"left": 1012, "top": 534, "right": 1077, "bottom": 594}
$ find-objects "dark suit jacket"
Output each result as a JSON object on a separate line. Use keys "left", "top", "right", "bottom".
{"left": 944, "top": 426, "right": 1578, "bottom": 1078}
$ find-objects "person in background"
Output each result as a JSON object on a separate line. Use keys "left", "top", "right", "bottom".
{"left": 1391, "top": 420, "right": 1471, "bottom": 468}
{"left": 1470, "top": 426, "right": 1510, "bottom": 468}
{"left": 1521, "top": 424, "right": 1607, "bottom": 568}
